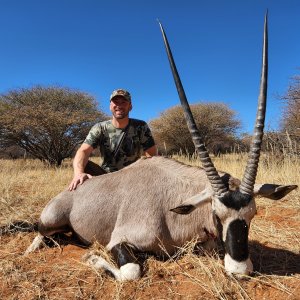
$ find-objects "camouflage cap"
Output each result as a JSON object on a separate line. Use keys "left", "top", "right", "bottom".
{"left": 110, "top": 89, "right": 131, "bottom": 102}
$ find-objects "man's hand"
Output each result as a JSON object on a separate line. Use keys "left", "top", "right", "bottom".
{"left": 69, "top": 143, "right": 95, "bottom": 191}
{"left": 68, "top": 173, "right": 92, "bottom": 191}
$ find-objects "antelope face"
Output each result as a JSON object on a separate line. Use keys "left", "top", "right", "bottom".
{"left": 213, "top": 191, "right": 257, "bottom": 276}
{"left": 170, "top": 187, "right": 258, "bottom": 276}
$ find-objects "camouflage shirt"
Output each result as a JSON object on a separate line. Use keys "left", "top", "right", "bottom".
{"left": 84, "top": 119, "right": 155, "bottom": 172}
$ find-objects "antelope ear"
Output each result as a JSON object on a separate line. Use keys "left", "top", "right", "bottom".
{"left": 254, "top": 184, "right": 298, "bottom": 200}
{"left": 170, "top": 188, "right": 213, "bottom": 215}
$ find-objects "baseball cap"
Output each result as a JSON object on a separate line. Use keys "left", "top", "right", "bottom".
{"left": 110, "top": 89, "right": 131, "bottom": 102}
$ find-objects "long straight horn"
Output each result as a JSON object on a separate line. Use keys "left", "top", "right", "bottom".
{"left": 158, "top": 21, "right": 227, "bottom": 196}
{"left": 239, "top": 13, "right": 268, "bottom": 195}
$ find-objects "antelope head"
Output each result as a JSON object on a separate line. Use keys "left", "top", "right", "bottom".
{"left": 159, "top": 13, "right": 268, "bottom": 276}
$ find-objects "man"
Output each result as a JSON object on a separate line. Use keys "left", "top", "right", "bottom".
{"left": 68, "top": 88, "right": 157, "bottom": 191}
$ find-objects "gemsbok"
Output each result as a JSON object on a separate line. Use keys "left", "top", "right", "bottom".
{"left": 25, "top": 14, "right": 297, "bottom": 281}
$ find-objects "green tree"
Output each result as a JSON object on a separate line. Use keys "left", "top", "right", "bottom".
{"left": 150, "top": 102, "right": 240, "bottom": 155}
{"left": 0, "top": 86, "right": 106, "bottom": 166}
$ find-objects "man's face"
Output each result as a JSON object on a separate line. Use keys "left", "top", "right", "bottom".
{"left": 110, "top": 96, "right": 132, "bottom": 119}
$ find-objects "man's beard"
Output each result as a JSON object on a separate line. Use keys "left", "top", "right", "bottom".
{"left": 113, "top": 111, "right": 129, "bottom": 119}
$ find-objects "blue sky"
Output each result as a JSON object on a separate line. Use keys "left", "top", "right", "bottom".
{"left": 0, "top": 0, "right": 299, "bottom": 134}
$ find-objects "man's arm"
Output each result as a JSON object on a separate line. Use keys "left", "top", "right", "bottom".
{"left": 144, "top": 145, "right": 158, "bottom": 157}
{"left": 68, "top": 143, "right": 94, "bottom": 191}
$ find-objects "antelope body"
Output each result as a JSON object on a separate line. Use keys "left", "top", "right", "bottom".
{"left": 39, "top": 157, "right": 218, "bottom": 252}
{"left": 26, "top": 15, "right": 298, "bottom": 280}
{"left": 27, "top": 155, "right": 296, "bottom": 280}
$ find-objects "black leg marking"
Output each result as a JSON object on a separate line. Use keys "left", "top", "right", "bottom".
{"left": 38, "top": 222, "right": 71, "bottom": 236}
{"left": 37, "top": 221, "right": 89, "bottom": 249}
{"left": 225, "top": 219, "right": 249, "bottom": 261}
{"left": 111, "top": 243, "right": 138, "bottom": 267}
{"left": 42, "top": 232, "right": 89, "bottom": 249}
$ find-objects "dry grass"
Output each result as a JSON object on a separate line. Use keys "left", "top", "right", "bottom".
{"left": 0, "top": 155, "right": 299, "bottom": 300}
{"left": 0, "top": 159, "right": 73, "bottom": 224}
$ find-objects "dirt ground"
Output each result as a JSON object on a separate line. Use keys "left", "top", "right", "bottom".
{"left": 1, "top": 203, "right": 299, "bottom": 300}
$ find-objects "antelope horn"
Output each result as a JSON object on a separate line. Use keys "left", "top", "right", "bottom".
{"left": 159, "top": 21, "right": 227, "bottom": 196}
{"left": 239, "top": 13, "right": 268, "bottom": 195}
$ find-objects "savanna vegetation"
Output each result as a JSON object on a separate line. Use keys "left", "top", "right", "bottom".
{"left": 0, "top": 74, "right": 299, "bottom": 164}
{"left": 0, "top": 152, "right": 299, "bottom": 299}
{"left": 0, "top": 72, "right": 299, "bottom": 299}
{"left": 280, "top": 74, "right": 300, "bottom": 136}
{"left": 150, "top": 103, "right": 240, "bottom": 155}
{"left": 0, "top": 86, "right": 107, "bottom": 166}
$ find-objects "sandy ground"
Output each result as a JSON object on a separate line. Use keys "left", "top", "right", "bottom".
{"left": 1, "top": 204, "right": 299, "bottom": 300}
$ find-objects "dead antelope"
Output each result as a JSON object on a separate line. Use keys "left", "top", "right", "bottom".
{"left": 25, "top": 15, "right": 297, "bottom": 281}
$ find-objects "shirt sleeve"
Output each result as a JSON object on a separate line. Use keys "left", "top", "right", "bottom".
{"left": 140, "top": 123, "right": 156, "bottom": 151}
{"left": 83, "top": 123, "right": 103, "bottom": 149}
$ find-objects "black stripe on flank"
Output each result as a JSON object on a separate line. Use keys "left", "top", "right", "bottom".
{"left": 225, "top": 219, "right": 249, "bottom": 262}
{"left": 220, "top": 191, "right": 252, "bottom": 210}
